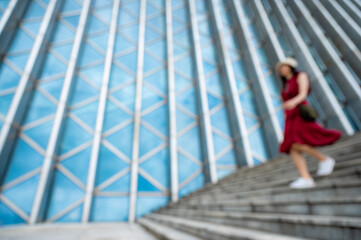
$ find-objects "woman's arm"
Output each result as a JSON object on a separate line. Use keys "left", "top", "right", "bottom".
{"left": 283, "top": 72, "right": 309, "bottom": 110}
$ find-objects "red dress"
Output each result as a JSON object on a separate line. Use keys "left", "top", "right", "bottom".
{"left": 279, "top": 72, "right": 342, "bottom": 154}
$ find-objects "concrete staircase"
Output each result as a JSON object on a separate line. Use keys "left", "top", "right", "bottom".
{"left": 138, "top": 132, "right": 361, "bottom": 240}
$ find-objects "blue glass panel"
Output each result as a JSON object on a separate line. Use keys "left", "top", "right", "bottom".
{"left": 70, "top": 76, "right": 99, "bottom": 106}
{"left": 178, "top": 126, "right": 201, "bottom": 160}
{"left": 102, "top": 173, "right": 130, "bottom": 192}
{"left": 174, "top": 73, "right": 191, "bottom": 93}
{"left": 137, "top": 174, "right": 161, "bottom": 192}
{"left": 40, "top": 54, "right": 67, "bottom": 79}
{"left": 148, "top": 15, "right": 165, "bottom": 32}
{"left": 146, "top": 3, "right": 160, "bottom": 16}
{"left": 240, "top": 90, "right": 258, "bottom": 115}
{"left": 93, "top": 0, "right": 112, "bottom": 7}
{"left": 114, "top": 35, "right": 135, "bottom": 53}
{"left": 210, "top": 107, "right": 232, "bottom": 137}
{"left": 118, "top": 10, "right": 136, "bottom": 24}
{"left": 141, "top": 85, "right": 163, "bottom": 111}
{"left": 58, "top": 117, "right": 93, "bottom": 155}
{"left": 56, "top": 203, "right": 83, "bottom": 222}
{"left": 144, "top": 70, "right": 166, "bottom": 94}
{"left": 277, "top": 110, "right": 285, "bottom": 131}
{"left": 0, "top": 1, "right": 10, "bottom": 10}
{"left": 72, "top": 100, "right": 99, "bottom": 129}
{"left": 89, "top": 34, "right": 109, "bottom": 51}
{"left": 179, "top": 173, "right": 204, "bottom": 198}
{"left": 172, "top": 18, "right": 184, "bottom": 31}
{"left": 8, "top": 30, "right": 34, "bottom": 53}
{"left": 24, "top": 91, "right": 57, "bottom": 124}
{"left": 79, "top": 44, "right": 103, "bottom": 67}
{"left": 103, "top": 101, "right": 132, "bottom": 132}
{"left": 87, "top": 15, "right": 108, "bottom": 34}
{"left": 106, "top": 123, "right": 133, "bottom": 159}
{"left": 3, "top": 174, "right": 40, "bottom": 215}
{"left": 95, "top": 145, "right": 129, "bottom": 186}
{"left": 143, "top": 53, "right": 162, "bottom": 73}
{"left": 256, "top": 47, "right": 270, "bottom": 65}
{"left": 124, "top": 1, "right": 140, "bottom": 15}
{"left": 172, "top": 0, "right": 183, "bottom": 8}
{"left": 233, "top": 60, "right": 247, "bottom": 82}
{"left": 139, "top": 125, "right": 164, "bottom": 157}
{"left": 63, "top": 15, "right": 80, "bottom": 28}
{"left": 206, "top": 73, "right": 223, "bottom": 96}
{"left": 266, "top": 74, "right": 280, "bottom": 95}
{"left": 249, "top": 127, "right": 269, "bottom": 159}
{"left": 52, "top": 43, "right": 73, "bottom": 61}
{"left": 176, "top": 109, "right": 195, "bottom": 133}
{"left": 0, "top": 93, "right": 13, "bottom": 117}
{"left": 91, "top": 197, "right": 129, "bottom": 221}
{"left": 207, "top": 92, "right": 222, "bottom": 110}
{"left": 40, "top": 77, "right": 64, "bottom": 100}
{"left": 213, "top": 132, "right": 231, "bottom": 155}
{"left": 119, "top": 24, "right": 139, "bottom": 42}
{"left": 23, "top": 2, "right": 45, "bottom": 19}
{"left": 111, "top": 83, "right": 135, "bottom": 111}
{"left": 116, "top": 51, "right": 138, "bottom": 73}
{"left": 147, "top": 40, "right": 166, "bottom": 60}
{"left": 62, "top": 0, "right": 82, "bottom": 12}
{"left": 217, "top": 168, "right": 236, "bottom": 180}
{"left": 254, "top": 158, "right": 263, "bottom": 166}
{"left": 173, "top": 30, "right": 190, "bottom": 46}
{"left": 0, "top": 64, "right": 21, "bottom": 90}
{"left": 177, "top": 152, "right": 200, "bottom": 184}
{"left": 22, "top": 20, "right": 42, "bottom": 36}
{"left": 109, "top": 64, "right": 134, "bottom": 89}
{"left": 216, "top": 149, "right": 237, "bottom": 165}
{"left": 198, "top": 21, "right": 211, "bottom": 35}
{"left": 0, "top": 201, "right": 25, "bottom": 225}
{"left": 80, "top": 63, "right": 104, "bottom": 87}
{"left": 142, "top": 105, "right": 168, "bottom": 136}
{"left": 62, "top": 147, "right": 91, "bottom": 185}
{"left": 176, "top": 88, "right": 197, "bottom": 115}
{"left": 95, "top": 7, "right": 113, "bottom": 25}
{"left": 51, "top": 23, "right": 75, "bottom": 43}
{"left": 136, "top": 196, "right": 168, "bottom": 218}
{"left": 4, "top": 139, "right": 43, "bottom": 183}
{"left": 145, "top": 27, "right": 161, "bottom": 42}
{"left": 46, "top": 171, "right": 84, "bottom": 219}
{"left": 244, "top": 114, "right": 258, "bottom": 129}
{"left": 139, "top": 148, "right": 169, "bottom": 189}
{"left": 173, "top": 7, "right": 187, "bottom": 20}
{"left": 203, "top": 61, "right": 216, "bottom": 75}
{"left": 225, "top": 34, "right": 239, "bottom": 50}
{"left": 202, "top": 45, "right": 217, "bottom": 63}
{"left": 24, "top": 120, "right": 53, "bottom": 150}
{"left": 173, "top": 42, "right": 188, "bottom": 57}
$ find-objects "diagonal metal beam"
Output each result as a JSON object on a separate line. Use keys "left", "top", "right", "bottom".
{"left": 231, "top": 0, "right": 283, "bottom": 158}
{"left": 128, "top": 0, "right": 147, "bottom": 223}
{"left": 166, "top": 0, "right": 179, "bottom": 202}
{"left": 29, "top": 0, "right": 93, "bottom": 224}
{"left": 269, "top": 0, "right": 354, "bottom": 135}
{"left": 208, "top": 0, "right": 254, "bottom": 167}
{"left": 0, "top": 0, "right": 62, "bottom": 185}
{"left": 188, "top": 0, "right": 218, "bottom": 183}
{"left": 81, "top": 0, "right": 120, "bottom": 223}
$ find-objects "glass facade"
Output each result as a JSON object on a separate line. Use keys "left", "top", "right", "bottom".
{"left": 0, "top": 0, "right": 360, "bottom": 225}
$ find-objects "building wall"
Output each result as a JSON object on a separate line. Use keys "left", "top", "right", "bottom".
{"left": 0, "top": 0, "right": 360, "bottom": 225}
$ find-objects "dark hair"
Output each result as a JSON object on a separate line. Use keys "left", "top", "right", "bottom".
{"left": 280, "top": 67, "right": 299, "bottom": 88}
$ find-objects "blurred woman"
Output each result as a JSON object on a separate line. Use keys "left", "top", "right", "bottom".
{"left": 277, "top": 58, "right": 342, "bottom": 189}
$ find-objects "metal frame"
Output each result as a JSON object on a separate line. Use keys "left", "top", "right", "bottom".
{"left": 29, "top": 0, "right": 93, "bottom": 224}
{"left": 231, "top": 0, "right": 283, "bottom": 158}
{"left": 338, "top": 0, "right": 361, "bottom": 25}
{"left": 128, "top": 0, "right": 147, "bottom": 223}
{"left": 286, "top": 0, "right": 361, "bottom": 127}
{"left": 269, "top": 0, "right": 354, "bottom": 135}
{"left": 208, "top": 0, "right": 254, "bottom": 167}
{"left": 166, "top": 0, "right": 179, "bottom": 203}
{"left": 81, "top": 0, "right": 120, "bottom": 223}
{"left": 188, "top": 0, "right": 218, "bottom": 183}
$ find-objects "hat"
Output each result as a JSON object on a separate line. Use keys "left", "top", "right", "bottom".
{"left": 275, "top": 57, "right": 298, "bottom": 73}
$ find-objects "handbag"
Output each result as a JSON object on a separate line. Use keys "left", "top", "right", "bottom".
{"left": 299, "top": 104, "right": 319, "bottom": 122}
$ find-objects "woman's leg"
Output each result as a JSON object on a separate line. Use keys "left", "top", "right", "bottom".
{"left": 291, "top": 143, "right": 327, "bottom": 162}
{"left": 289, "top": 147, "right": 312, "bottom": 179}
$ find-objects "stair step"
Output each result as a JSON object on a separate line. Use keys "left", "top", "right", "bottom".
{"left": 138, "top": 218, "right": 201, "bottom": 240}
{"left": 156, "top": 210, "right": 361, "bottom": 240}
{"left": 164, "top": 195, "right": 361, "bottom": 217}
{"left": 147, "top": 214, "right": 308, "bottom": 240}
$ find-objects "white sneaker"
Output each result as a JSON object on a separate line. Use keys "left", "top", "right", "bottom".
{"left": 316, "top": 156, "right": 335, "bottom": 176}
{"left": 289, "top": 177, "right": 316, "bottom": 189}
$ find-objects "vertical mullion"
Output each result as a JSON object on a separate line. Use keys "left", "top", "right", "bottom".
{"left": 208, "top": 0, "right": 253, "bottom": 167}
{"left": 231, "top": 0, "right": 283, "bottom": 158}
{"left": 269, "top": 0, "right": 354, "bottom": 134}
{"left": 82, "top": 0, "right": 120, "bottom": 223}
{"left": 29, "top": 0, "right": 93, "bottom": 224}
{"left": 166, "top": 0, "right": 179, "bottom": 202}
{"left": 129, "top": 0, "right": 147, "bottom": 223}
{"left": 188, "top": 0, "right": 218, "bottom": 183}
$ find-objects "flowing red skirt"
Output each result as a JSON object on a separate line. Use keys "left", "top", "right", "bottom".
{"left": 279, "top": 109, "right": 342, "bottom": 154}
